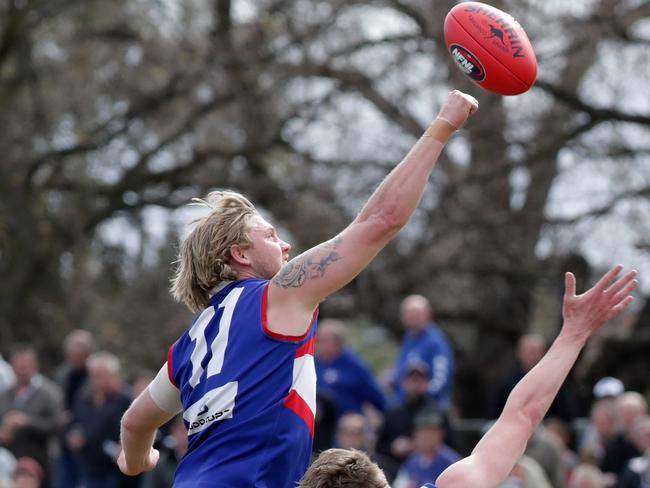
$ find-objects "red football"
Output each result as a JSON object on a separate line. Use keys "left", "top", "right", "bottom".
{"left": 444, "top": 2, "right": 537, "bottom": 96}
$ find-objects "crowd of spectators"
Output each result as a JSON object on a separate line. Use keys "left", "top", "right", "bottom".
{"left": 0, "top": 333, "right": 182, "bottom": 488}
{"left": 0, "top": 293, "right": 648, "bottom": 488}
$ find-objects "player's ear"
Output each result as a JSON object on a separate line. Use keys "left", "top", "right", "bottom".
{"left": 229, "top": 244, "right": 251, "bottom": 266}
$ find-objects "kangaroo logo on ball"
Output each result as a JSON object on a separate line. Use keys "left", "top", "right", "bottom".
{"left": 486, "top": 24, "right": 506, "bottom": 45}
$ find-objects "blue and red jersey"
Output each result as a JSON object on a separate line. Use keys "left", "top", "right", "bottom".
{"left": 167, "top": 278, "right": 318, "bottom": 488}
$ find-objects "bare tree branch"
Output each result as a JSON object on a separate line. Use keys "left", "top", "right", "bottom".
{"left": 283, "top": 60, "right": 425, "bottom": 137}
{"left": 546, "top": 186, "right": 650, "bottom": 225}
{"left": 535, "top": 80, "right": 650, "bottom": 126}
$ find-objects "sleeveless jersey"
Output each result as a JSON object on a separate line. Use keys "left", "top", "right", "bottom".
{"left": 167, "top": 278, "right": 318, "bottom": 488}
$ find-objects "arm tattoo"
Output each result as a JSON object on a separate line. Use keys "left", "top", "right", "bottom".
{"left": 272, "top": 237, "right": 343, "bottom": 289}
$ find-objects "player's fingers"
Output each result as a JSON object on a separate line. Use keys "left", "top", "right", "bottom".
{"left": 146, "top": 448, "right": 160, "bottom": 470}
{"left": 604, "top": 270, "right": 637, "bottom": 296}
{"left": 465, "top": 94, "right": 479, "bottom": 115}
{"left": 593, "top": 264, "right": 624, "bottom": 292}
{"left": 564, "top": 272, "right": 576, "bottom": 299}
{"left": 607, "top": 295, "right": 634, "bottom": 321}
{"left": 612, "top": 278, "right": 638, "bottom": 304}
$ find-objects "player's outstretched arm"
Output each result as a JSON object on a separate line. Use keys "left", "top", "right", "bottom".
{"left": 435, "top": 265, "right": 638, "bottom": 488}
{"left": 267, "top": 91, "right": 478, "bottom": 335}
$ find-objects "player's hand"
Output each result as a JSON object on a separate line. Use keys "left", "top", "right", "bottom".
{"left": 117, "top": 447, "right": 160, "bottom": 476}
{"left": 436, "top": 89, "right": 479, "bottom": 129}
{"left": 562, "top": 264, "right": 637, "bottom": 340}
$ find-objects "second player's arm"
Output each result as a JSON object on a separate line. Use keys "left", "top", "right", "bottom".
{"left": 267, "top": 91, "right": 478, "bottom": 334}
{"left": 435, "top": 266, "right": 637, "bottom": 488}
{"left": 434, "top": 331, "right": 588, "bottom": 488}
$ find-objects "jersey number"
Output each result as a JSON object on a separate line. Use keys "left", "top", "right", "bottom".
{"left": 184, "top": 287, "right": 243, "bottom": 435}
{"left": 188, "top": 287, "right": 243, "bottom": 387}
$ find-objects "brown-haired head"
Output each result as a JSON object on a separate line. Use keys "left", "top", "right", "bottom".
{"left": 298, "top": 448, "right": 389, "bottom": 488}
{"left": 170, "top": 190, "right": 257, "bottom": 312}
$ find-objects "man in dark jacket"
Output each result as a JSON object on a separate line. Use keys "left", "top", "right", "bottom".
{"left": 68, "top": 352, "right": 131, "bottom": 488}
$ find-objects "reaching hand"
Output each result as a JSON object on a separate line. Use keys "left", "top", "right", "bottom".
{"left": 562, "top": 264, "right": 637, "bottom": 340}
{"left": 436, "top": 90, "right": 479, "bottom": 129}
{"left": 117, "top": 447, "right": 160, "bottom": 476}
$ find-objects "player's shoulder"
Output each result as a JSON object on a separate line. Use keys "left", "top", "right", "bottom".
{"left": 238, "top": 277, "right": 268, "bottom": 287}
{"left": 203, "top": 277, "right": 268, "bottom": 314}
{"left": 213, "top": 277, "right": 268, "bottom": 297}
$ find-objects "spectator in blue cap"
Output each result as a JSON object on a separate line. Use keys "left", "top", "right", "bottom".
{"left": 376, "top": 359, "right": 440, "bottom": 482}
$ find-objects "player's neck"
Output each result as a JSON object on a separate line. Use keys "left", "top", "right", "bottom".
{"left": 230, "top": 263, "right": 260, "bottom": 281}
